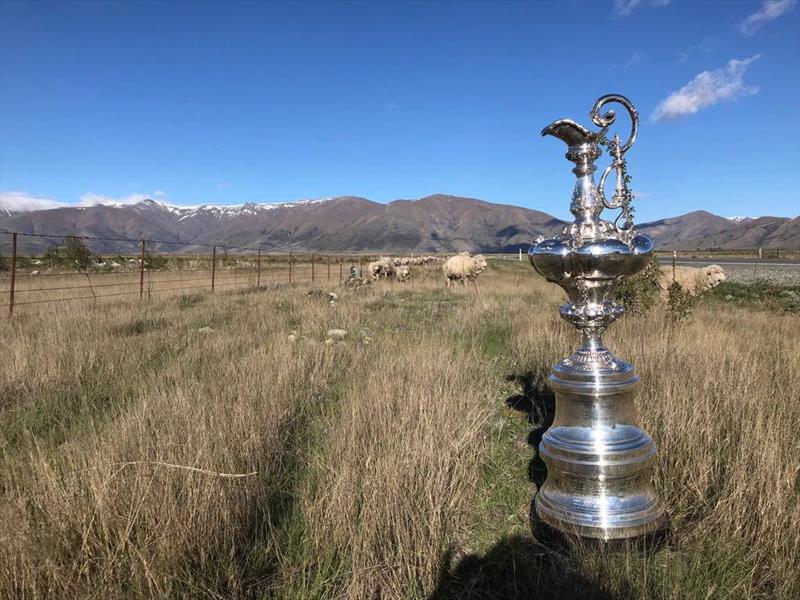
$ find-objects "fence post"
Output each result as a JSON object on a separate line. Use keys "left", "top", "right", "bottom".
{"left": 327, "top": 256, "right": 331, "bottom": 282}
{"left": 257, "top": 249, "right": 262, "bottom": 289}
{"left": 311, "top": 253, "right": 315, "bottom": 282}
{"left": 339, "top": 258, "right": 343, "bottom": 282}
{"left": 672, "top": 249, "right": 677, "bottom": 282}
{"left": 289, "top": 252, "right": 293, "bottom": 283}
{"left": 8, "top": 232, "right": 17, "bottom": 317}
{"left": 139, "top": 239, "right": 145, "bottom": 301}
{"left": 211, "top": 246, "right": 217, "bottom": 293}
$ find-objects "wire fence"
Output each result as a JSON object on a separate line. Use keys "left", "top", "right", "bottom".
{"left": 0, "top": 231, "right": 384, "bottom": 317}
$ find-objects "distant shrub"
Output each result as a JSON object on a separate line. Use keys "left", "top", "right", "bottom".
{"left": 63, "top": 236, "right": 95, "bottom": 271}
{"left": 618, "top": 255, "right": 660, "bottom": 316}
{"left": 667, "top": 281, "right": 693, "bottom": 321}
{"left": 43, "top": 244, "right": 63, "bottom": 267}
{"left": 144, "top": 252, "right": 168, "bottom": 270}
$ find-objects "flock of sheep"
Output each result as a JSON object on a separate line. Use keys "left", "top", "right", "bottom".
{"left": 366, "top": 253, "right": 489, "bottom": 286}
{"left": 365, "top": 253, "right": 726, "bottom": 297}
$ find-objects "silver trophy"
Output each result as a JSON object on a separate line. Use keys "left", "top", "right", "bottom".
{"left": 529, "top": 94, "right": 667, "bottom": 540}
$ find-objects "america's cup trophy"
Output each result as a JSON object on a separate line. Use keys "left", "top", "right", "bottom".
{"left": 529, "top": 94, "right": 667, "bottom": 540}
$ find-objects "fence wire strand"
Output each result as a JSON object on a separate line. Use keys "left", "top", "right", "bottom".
{"left": 2, "top": 230, "right": 372, "bottom": 315}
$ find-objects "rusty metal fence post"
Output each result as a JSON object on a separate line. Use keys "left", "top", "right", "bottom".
{"left": 672, "top": 249, "right": 677, "bottom": 282}
{"left": 311, "top": 253, "right": 315, "bottom": 282}
{"left": 8, "top": 232, "right": 17, "bottom": 317}
{"left": 257, "top": 249, "right": 262, "bottom": 289}
{"left": 139, "top": 239, "right": 145, "bottom": 301}
{"left": 289, "top": 252, "right": 293, "bottom": 283}
{"left": 339, "top": 258, "right": 343, "bottom": 282}
{"left": 211, "top": 245, "right": 217, "bottom": 293}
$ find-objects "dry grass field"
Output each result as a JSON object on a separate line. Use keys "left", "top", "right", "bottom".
{"left": 1, "top": 260, "right": 798, "bottom": 599}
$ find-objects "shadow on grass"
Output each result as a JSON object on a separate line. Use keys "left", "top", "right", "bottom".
{"left": 505, "top": 369, "right": 555, "bottom": 490}
{"left": 429, "top": 372, "right": 629, "bottom": 599}
{"left": 429, "top": 535, "right": 620, "bottom": 600}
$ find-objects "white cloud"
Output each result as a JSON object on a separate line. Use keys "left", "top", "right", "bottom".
{"left": 0, "top": 190, "right": 172, "bottom": 213}
{"left": 652, "top": 55, "right": 761, "bottom": 122}
{"left": 0, "top": 191, "right": 68, "bottom": 212}
{"left": 739, "top": 0, "right": 796, "bottom": 35}
{"left": 613, "top": 0, "right": 671, "bottom": 17}
{"left": 77, "top": 192, "right": 165, "bottom": 207}
{"left": 611, "top": 51, "right": 644, "bottom": 70}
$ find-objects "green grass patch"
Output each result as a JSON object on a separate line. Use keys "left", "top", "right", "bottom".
{"left": 702, "top": 280, "right": 800, "bottom": 313}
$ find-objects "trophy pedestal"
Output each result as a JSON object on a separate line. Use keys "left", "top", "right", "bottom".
{"left": 532, "top": 344, "right": 667, "bottom": 541}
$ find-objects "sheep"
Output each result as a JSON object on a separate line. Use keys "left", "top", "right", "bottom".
{"left": 658, "top": 264, "right": 726, "bottom": 298}
{"left": 368, "top": 257, "right": 394, "bottom": 280}
{"left": 395, "top": 265, "right": 410, "bottom": 282}
{"left": 443, "top": 254, "right": 488, "bottom": 287}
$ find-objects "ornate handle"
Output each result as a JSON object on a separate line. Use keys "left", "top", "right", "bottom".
{"left": 590, "top": 95, "right": 639, "bottom": 233}
{"left": 589, "top": 94, "right": 638, "bottom": 154}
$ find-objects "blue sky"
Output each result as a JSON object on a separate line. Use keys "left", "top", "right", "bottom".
{"left": 1, "top": 0, "right": 798, "bottom": 222}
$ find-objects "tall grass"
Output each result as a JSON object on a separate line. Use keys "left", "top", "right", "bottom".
{"left": 1, "top": 262, "right": 798, "bottom": 598}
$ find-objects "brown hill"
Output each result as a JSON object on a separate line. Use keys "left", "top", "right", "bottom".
{"left": 1, "top": 195, "right": 797, "bottom": 253}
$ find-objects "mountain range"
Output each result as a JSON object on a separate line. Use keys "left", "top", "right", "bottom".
{"left": 1, "top": 194, "right": 798, "bottom": 253}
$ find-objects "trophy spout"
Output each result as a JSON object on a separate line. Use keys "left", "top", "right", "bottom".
{"left": 541, "top": 119, "right": 598, "bottom": 148}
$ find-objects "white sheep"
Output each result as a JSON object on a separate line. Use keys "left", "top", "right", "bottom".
{"left": 443, "top": 254, "right": 488, "bottom": 287}
{"left": 368, "top": 257, "right": 394, "bottom": 280}
{"left": 658, "top": 264, "right": 726, "bottom": 298}
{"left": 395, "top": 265, "right": 410, "bottom": 282}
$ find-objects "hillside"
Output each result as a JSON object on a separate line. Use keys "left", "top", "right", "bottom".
{"left": 1, "top": 194, "right": 797, "bottom": 252}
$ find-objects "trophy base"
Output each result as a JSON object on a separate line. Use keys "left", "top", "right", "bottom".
{"left": 534, "top": 494, "right": 668, "bottom": 541}
{"left": 531, "top": 500, "right": 670, "bottom": 553}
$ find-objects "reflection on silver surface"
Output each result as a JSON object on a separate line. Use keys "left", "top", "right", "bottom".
{"left": 529, "top": 94, "right": 667, "bottom": 540}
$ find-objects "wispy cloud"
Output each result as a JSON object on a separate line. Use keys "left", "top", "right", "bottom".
{"left": 613, "top": 0, "right": 671, "bottom": 17}
{"left": 678, "top": 35, "right": 715, "bottom": 63}
{"left": 652, "top": 55, "right": 761, "bottom": 122}
{"left": 0, "top": 191, "right": 68, "bottom": 212}
{"left": 77, "top": 191, "right": 166, "bottom": 207}
{"left": 739, "top": 0, "right": 796, "bottom": 35}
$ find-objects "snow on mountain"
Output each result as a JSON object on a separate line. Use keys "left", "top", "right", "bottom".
{"left": 727, "top": 216, "right": 754, "bottom": 223}
{"left": 130, "top": 197, "right": 336, "bottom": 219}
